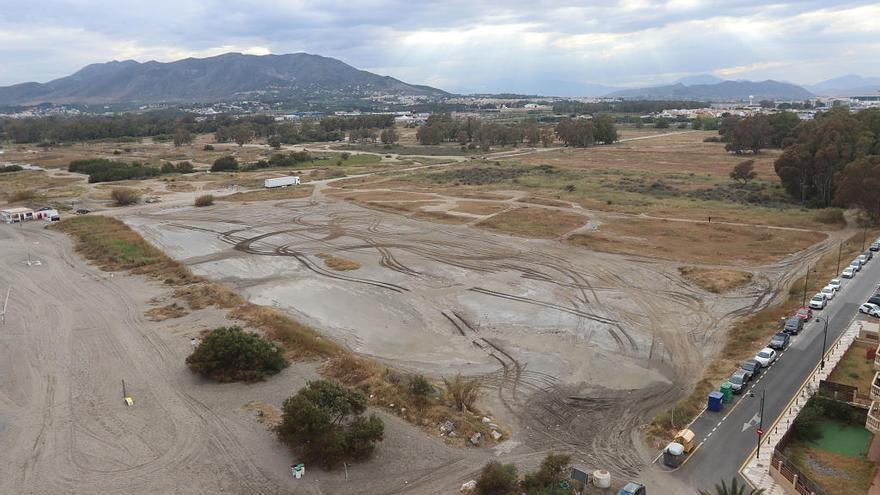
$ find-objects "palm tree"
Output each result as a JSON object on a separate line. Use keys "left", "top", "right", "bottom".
{"left": 698, "top": 479, "right": 765, "bottom": 495}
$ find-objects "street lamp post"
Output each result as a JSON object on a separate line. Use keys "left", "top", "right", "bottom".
{"left": 802, "top": 269, "right": 811, "bottom": 307}
{"left": 756, "top": 389, "right": 766, "bottom": 460}
{"left": 863, "top": 222, "right": 868, "bottom": 251}
{"left": 818, "top": 316, "right": 830, "bottom": 370}
{"left": 837, "top": 242, "right": 843, "bottom": 274}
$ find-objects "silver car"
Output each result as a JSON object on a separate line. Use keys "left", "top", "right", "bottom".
{"left": 728, "top": 370, "right": 749, "bottom": 394}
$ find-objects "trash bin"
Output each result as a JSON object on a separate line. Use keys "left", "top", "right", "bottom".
{"left": 292, "top": 464, "right": 305, "bottom": 479}
{"left": 720, "top": 382, "right": 732, "bottom": 403}
{"left": 708, "top": 391, "right": 724, "bottom": 412}
{"left": 663, "top": 442, "right": 685, "bottom": 468}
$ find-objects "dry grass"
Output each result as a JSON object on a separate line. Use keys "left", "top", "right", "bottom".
{"left": 646, "top": 227, "right": 880, "bottom": 446}
{"left": 317, "top": 252, "right": 361, "bottom": 271}
{"left": 678, "top": 267, "right": 754, "bottom": 293}
{"left": 221, "top": 185, "right": 314, "bottom": 202}
{"left": 173, "top": 283, "right": 243, "bottom": 310}
{"left": 330, "top": 190, "right": 436, "bottom": 202}
{"left": 569, "top": 218, "right": 826, "bottom": 265}
{"left": 516, "top": 131, "right": 781, "bottom": 180}
{"left": 0, "top": 170, "right": 82, "bottom": 204}
{"left": 144, "top": 303, "right": 189, "bottom": 321}
{"left": 477, "top": 207, "right": 586, "bottom": 238}
{"left": 228, "top": 305, "right": 342, "bottom": 359}
{"left": 787, "top": 441, "right": 875, "bottom": 495}
{"left": 320, "top": 356, "right": 504, "bottom": 447}
{"left": 413, "top": 210, "right": 473, "bottom": 224}
{"left": 827, "top": 342, "right": 875, "bottom": 391}
{"left": 111, "top": 187, "right": 141, "bottom": 206}
{"left": 194, "top": 194, "right": 214, "bottom": 207}
{"left": 450, "top": 201, "right": 511, "bottom": 216}
{"left": 243, "top": 400, "right": 283, "bottom": 427}
{"left": 516, "top": 196, "right": 572, "bottom": 207}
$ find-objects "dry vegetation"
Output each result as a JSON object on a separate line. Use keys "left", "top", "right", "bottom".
{"left": 569, "top": 218, "right": 826, "bottom": 265}
{"left": 145, "top": 303, "right": 189, "bottom": 321}
{"left": 646, "top": 227, "right": 880, "bottom": 446}
{"left": 477, "top": 207, "right": 586, "bottom": 238}
{"left": 316, "top": 252, "right": 361, "bottom": 271}
{"left": 194, "top": 194, "right": 214, "bottom": 207}
{"left": 450, "top": 201, "right": 511, "bottom": 216}
{"left": 220, "top": 185, "right": 314, "bottom": 202}
{"left": 0, "top": 170, "right": 83, "bottom": 205}
{"left": 827, "top": 342, "right": 875, "bottom": 391}
{"left": 678, "top": 267, "right": 754, "bottom": 293}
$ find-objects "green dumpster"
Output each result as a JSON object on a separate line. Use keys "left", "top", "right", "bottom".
{"left": 720, "top": 382, "right": 732, "bottom": 403}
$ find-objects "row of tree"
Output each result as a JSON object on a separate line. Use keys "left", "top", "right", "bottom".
{"left": 554, "top": 115, "right": 617, "bottom": 147}
{"left": 416, "top": 114, "right": 618, "bottom": 149}
{"left": 552, "top": 99, "right": 705, "bottom": 115}
{"left": 0, "top": 111, "right": 394, "bottom": 144}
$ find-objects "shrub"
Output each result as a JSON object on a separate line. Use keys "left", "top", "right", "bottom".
{"left": 813, "top": 208, "right": 845, "bottom": 225}
{"left": 69, "top": 158, "right": 160, "bottom": 183}
{"left": 443, "top": 374, "right": 481, "bottom": 412}
{"left": 194, "top": 194, "right": 214, "bottom": 207}
{"left": 0, "top": 165, "right": 24, "bottom": 173}
{"left": 111, "top": 188, "right": 141, "bottom": 206}
{"left": 203, "top": 144, "right": 215, "bottom": 151}
{"left": 186, "top": 326, "right": 288, "bottom": 382}
{"left": 475, "top": 461, "right": 518, "bottom": 495}
{"left": 8, "top": 189, "right": 35, "bottom": 202}
{"left": 340, "top": 152, "right": 351, "bottom": 160}
{"left": 211, "top": 156, "right": 239, "bottom": 172}
{"left": 277, "top": 380, "right": 384, "bottom": 469}
{"left": 409, "top": 374, "right": 433, "bottom": 404}
{"left": 522, "top": 453, "right": 571, "bottom": 492}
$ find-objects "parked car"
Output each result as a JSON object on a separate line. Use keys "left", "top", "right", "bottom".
{"left": 842, "top": 266, "right": 856, "bottom": 278}
{"left": 739, "top": 359, "right": 763, "bottom": 379}
{"left": 864, "top": 250, "right": 873, "bottom": 261}
{"left": 859, "top": 303, "right": 880, "bottom": 317}
{"left": 783, "top": 316, "right": 804, "bottom": 335}
{"left": 859, "top": 254, "right": 869, "bottom": 265}
{"left": 821, "top": 286, "right": 837, "bottom": 300}
{"left": 796, "top": 307, "right": 813, "bottom": 320}
{"left": 867, "top": 295, "right": 880, "bottom": 307}
{"left": 851, "top": 259, "right": 862, "bottom": 272}
{"left": 871, "top": 242, "right": 880, "bottom": 252}
{"left": 809, "top": 293, "right": 827, "bottom": 310}
{"left": 727, "top": 370, "right": 750, "bottom": 395}
{"left": 769, "top": 332, "right": 791, "bottom": 350}
{"left": 617, "top": 482, "right": 646, "bottom": 495}
{"left": 754, "top": 347, "right": 778, "bottom": 367}
{"left": 828, "top": 278, "right": 842, "bottom": 291}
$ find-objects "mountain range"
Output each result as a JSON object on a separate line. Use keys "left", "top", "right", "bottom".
{"left": 0, "top": 52, "right": 877, "bottom": 105}
{"left": 0, "top": 52, "right": 447, "bottom": 106}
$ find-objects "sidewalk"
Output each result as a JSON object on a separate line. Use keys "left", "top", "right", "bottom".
{"left": 742, "top": 320, "right": 872, "bottom": 493}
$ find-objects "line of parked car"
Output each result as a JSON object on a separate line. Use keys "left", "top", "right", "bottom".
{"left": 724, "top": 246, "right": 878, "bottom": 396}
{"left": 858, "top": 240, "right": 880, "bottom": 316}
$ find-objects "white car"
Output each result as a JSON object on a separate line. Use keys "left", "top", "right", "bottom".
{"left": 829, "top": 278, "right": 842, "bottom": 291}
{"left": 810, "top": 293, "right": 827, "bottom": 310}
{"left": 859, "top": 254, "right": 870, "bottom": 265}
{"left": 754, "top": 347, "right": 778, "bottom": 367}
{"left": 860, "top": 303, "right": 880, "bottom": 317}
{"left": 842, "top": 267, "right": 856, "bottom": 278}
{"left": 851, "top": 259, "right": 862, "bottom": 272}
{"left": 821, "top": 286, "right": 836, "bottom": 300}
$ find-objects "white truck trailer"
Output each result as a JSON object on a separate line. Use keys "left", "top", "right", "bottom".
{"left": 264, "top": 176, "right": 301, "bottom": 188}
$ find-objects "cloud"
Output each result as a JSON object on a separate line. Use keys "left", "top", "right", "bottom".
{"left": 0, "top": 0, "right": 877, "bottom": 94}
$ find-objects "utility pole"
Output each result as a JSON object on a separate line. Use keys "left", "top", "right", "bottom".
{"left": 863, "top": 222, "right": 868, "bottom": 251}
{"left": 819, "top": 317, "right": 830, "bottom": 370}
{"left": 802, "top": 268, "right": 811, "bottom": 307}
{"left": 756, "top": 389, "right": 766, "bottom": 460}
{"left": 837, "top": 242, "right": 843, "bottom": 274}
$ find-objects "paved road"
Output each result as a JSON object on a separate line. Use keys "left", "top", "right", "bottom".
{"left": 669, "top": 251, "right": 880, "bottom": 491}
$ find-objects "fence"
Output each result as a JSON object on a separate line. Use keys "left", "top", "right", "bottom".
{"left": 771, "top": 443, "right": 829, "bottom": 495}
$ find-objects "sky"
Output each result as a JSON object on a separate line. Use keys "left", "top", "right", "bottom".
{"left": 0, "top": 0, "right": 878, "bottom": 95}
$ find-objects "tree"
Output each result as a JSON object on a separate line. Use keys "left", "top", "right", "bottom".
{"left": 409, "top": 374, "right": 432, "bottom": 406}
{"left": 698, "top": 478, "right": 765, "bottom": 495}
{"left": 730, "top": 160, "right": 757, "bottom": 184}
{"left": 232, "top": 124, "right": 254, "bottom": 147}
{"left": 111, "top": 188, "right": 141, "bottom": 206}
{"left": 173, "top": 127, "right": 193, "bottom": 147}
{"left": 835, "top": 156, "right": 880, "bottom": 219}
{"left": 475, "top": 461, "right": 517, "bottom": 495}
{"left": 654, "top": 117, "right": 670, "bottom": 129}
{"left": 186, "top": 326, "right": 287, "bottom": 382}
{"left": 380, "top": 127, "right": 399, "bottom": 145}
{"left": 211, "top": 156, "right": 239, "bottom": 172}
{"left": 593, "top": 113, "right": 618, "bottom": 144}
{"left": 521, "top": 453, "right": 571, "bottom": 494}
{"left": 540, "top": 128, "right": 555, "bottom": 147}
{"left": 555, "top": 118, "right": 595, "bottom": 147}
{"left": 277, "top": 380, "right": 384, "bottom": 469}
{"left": 443, "top": 374, "right": 481, "bottom": 412}
{"left": 725, "top": 115, "right": 770, "bottom": 154}
{"left": 268, "top": 136, "right": 282, "bottom": 149}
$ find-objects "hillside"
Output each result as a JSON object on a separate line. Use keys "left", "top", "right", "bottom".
{"left": 0, "top": 52, "right": 448, "bottom": 106}
{"left": 806, "top": 75, "right": 880, "bottom": 96}
{"left": 609, "top": 80, "right": 813, "bottom": 101}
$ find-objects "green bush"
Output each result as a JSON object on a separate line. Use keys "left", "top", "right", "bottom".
{"left": 0, "top": 164, "right": 23, "bottom": 173}
{"left": 277, "top": 380, "right": 384, "bottom": 469}
{"left": 111, "top": 188, "right": 141, "bottom": 206}
{"left": 210, "top": 156, "right": 239, "bottom": 172}
{"left": 69, "top": 158, "right": 161, "bottom": 183}
{"left": 521, "top": 454, "right": 572, "bottom": 494}
{"left": 476, "top": 461, "right": 518, "bottom": 495}
{"left": 186, "top": 326, "right": 288, "bottom": 382}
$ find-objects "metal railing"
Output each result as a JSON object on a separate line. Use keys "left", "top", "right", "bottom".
{"left": 872, "top": 372, "right": 880, "bottom": 402}
{"left": 868, "top": 402, "right": 880, "bottom": 434}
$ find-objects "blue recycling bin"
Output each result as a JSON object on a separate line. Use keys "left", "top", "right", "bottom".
{"left": 708, "top": 391, "right": 724, "bottom": 412}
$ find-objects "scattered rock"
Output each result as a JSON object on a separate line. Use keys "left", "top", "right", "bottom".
{"left": 491, "top": 430, "right": 502, "bottom": 441}
{"left": 460, "top": 480, "right": 477, "bottom": 494}
{"left": 470, "top": 432, "right": 482, "bottom": 446}
{"left": 481, "top": 416, "right": 492, "bottom": 424}
{"left": 488, "top": 423, "right": 500, "bottom": 430}
{"left": 439, "top": 420, "right": 455, "bottom": 435}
